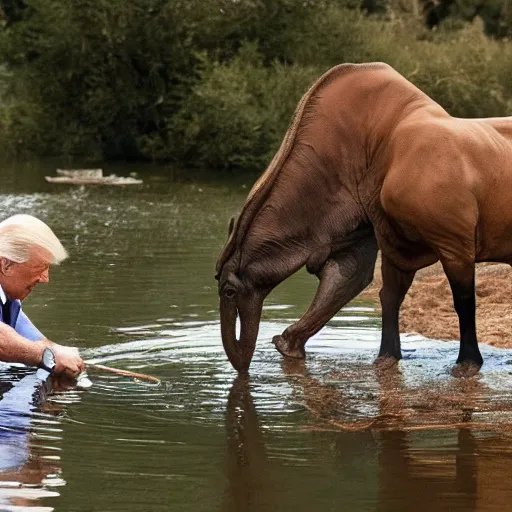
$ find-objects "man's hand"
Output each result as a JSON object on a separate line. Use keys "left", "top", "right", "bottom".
{"left": 45, "top": 341, "right": 85, "bottom": 379}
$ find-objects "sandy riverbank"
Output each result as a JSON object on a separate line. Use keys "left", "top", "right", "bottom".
{"left": 360, "top": 259, "right": 512, "bottom": 349}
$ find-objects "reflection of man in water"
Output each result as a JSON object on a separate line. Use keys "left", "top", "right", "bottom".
{"left": 0, "top": 370, "right": 52, "bottom": 471}
{"left": 0, "top": 367, "right": 63, "bottom": 512}
{"left": 0, "top": 214, "right": 84, "bottom": 378}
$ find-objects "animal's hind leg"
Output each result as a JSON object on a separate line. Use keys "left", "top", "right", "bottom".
{"left": 273, "top": 236, "right": 378, "bottom": 359}
{"left": 376, "top": 255, "right": 415, "bottom": 361}
{"left": 441, "top": 256, "right": 483, "bottom": 367}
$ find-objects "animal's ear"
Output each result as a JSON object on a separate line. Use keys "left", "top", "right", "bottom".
{"left": 216, "top": 214, "right": 239, "bottom": 281}
{"left": 228, "top": 215, "right": 237, "bottom": 237}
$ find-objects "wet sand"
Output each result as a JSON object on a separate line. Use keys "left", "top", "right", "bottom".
{"left": 361, "top": 259, "right": 512, "bottom": 348}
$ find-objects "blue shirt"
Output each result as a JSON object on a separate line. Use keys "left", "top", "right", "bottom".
{"left": 0, "top": 285, "right": 44, "bottom": 341}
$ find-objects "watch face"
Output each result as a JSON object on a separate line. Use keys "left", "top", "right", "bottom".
{"left": 42, "top": 348, "right": 56, "bottom": 371}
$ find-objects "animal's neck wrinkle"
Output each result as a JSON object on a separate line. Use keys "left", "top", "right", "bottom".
{"left": 239, "top": 154, "right": 347, "bottom": 279}
{"left": 239, "top": 234, "right": 310, "bottom": 287}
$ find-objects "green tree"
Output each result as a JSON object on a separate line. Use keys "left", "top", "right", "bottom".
{"left": 0, "top": 0, "right": 511, "bottom": 169}
{"left": 0, "top": 0, "right": 202, "bottom": 158}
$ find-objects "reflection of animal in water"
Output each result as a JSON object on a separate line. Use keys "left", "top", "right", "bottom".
{"left": 223, "top": 365, "right": 512, "bottom": 511}
{"left": 222, "top": 374, "right": 377, "bottom": 511}
{"left": 216, "top": 62, "right": 512, "bottom": 373}
{"left": 378, "top": 420, "right": 512, "bottom": 511}
{"left": 281, "top": 359, "right": 512, "bottom": 511}
{"left": 223, "top": 376, "right": 271, "bottom": 512}
{"left": 377, "top": 428, "right": 478, "bottom": 512}
{"left": 280, "top": 357, "right": 512, "bottom": 433}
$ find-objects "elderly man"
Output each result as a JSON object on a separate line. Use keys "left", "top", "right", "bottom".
{"left": 0, "top": 214, "right": 84, "bottom": 378}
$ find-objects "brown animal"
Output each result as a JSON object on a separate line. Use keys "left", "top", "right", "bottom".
{"left": 216, "top": 62, "right": 512, "bottom": 373}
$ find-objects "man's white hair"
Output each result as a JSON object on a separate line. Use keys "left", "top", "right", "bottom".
{"left": 0, "top": 214, "right": 68, "bottom": 264}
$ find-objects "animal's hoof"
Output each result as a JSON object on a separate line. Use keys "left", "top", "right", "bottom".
{"left": 373, "top": 355, "right": 400, "bottom": 369}
{"left": 451, "top": 361, "right": 481, "bottom": 378}
{"left": 272, "top": 335, "right": 306, "bottom": 359}
{"left": 456, "top": 352, "right": 483, "bottom": 368}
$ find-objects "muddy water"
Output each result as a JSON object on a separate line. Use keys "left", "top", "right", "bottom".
{"left": 0, "top": 161, "right": 512, "bottom": 511}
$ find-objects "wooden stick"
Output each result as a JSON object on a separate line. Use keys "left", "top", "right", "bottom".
{"left": 85, "top": 363, "right": 161, "bottom": 384}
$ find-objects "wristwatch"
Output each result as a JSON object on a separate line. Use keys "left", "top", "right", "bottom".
{"left": 39, "top": 348, "right": 56, "bottom": 374}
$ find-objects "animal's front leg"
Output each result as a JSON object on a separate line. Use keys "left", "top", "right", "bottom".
{"left": 377, "top": 255, "right": 415, "bottom": 361}
{"left": 273, "top": 237, "right": 378, "bottom": 359}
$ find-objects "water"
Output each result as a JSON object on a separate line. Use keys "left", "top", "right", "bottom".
{"left": 0, "top": 161, "right": 511, "bottom": 511}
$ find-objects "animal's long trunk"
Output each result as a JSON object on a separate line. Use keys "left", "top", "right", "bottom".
{"left": 220, "top": 296, "right": 263, "bottom": 373}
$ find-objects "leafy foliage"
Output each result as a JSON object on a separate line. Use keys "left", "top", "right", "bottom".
{"left": 0, "top": 0, "right": 511, "bottom": 169}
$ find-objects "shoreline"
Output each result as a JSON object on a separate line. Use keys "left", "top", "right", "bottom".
{"left": 360, "top": 259, "right": 512, "bottom": 349}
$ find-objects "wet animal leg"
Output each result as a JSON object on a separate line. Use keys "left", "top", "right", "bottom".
{"left": 377, "top": 256, "right": 415, "bottom": 361}
{"left": 441, "top": 259, "right": 483, "bottom": 367}
{"left": 273, "top": 237, "right": 378, "bottom": 359}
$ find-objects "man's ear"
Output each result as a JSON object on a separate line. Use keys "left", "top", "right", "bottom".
{"left": 0, "top": 258, "right": 14, "bottom": 275}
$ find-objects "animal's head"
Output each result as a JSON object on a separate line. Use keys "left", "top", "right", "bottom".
{"left": 215, "top": 215, "right": 272, "bottom": 373}
{"left": 214, "top": 65, "right": 328, "bottom": 373}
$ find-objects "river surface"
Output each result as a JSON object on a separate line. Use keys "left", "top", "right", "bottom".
{"left": 0, "top": 161, "right": 512, "bottom": 511}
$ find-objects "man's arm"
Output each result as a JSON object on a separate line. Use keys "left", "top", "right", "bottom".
{"left": 0, "top": 321, "right": 46, "bottom": 366}
{"left": 0, "top": 322, "right": 84, "bottom": 377}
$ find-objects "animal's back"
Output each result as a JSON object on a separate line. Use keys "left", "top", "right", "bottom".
{"left": 383, "top": 112, "right": 512, "bottom": 263}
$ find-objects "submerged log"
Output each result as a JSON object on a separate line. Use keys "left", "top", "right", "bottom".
{"left": 46, "top": 168, "right": 143, "bottom": 186}
{"left": 56, "top": 168, "right": 103, "bottom": 179}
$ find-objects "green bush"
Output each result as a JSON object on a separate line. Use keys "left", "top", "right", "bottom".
{"left": 0, "top": 0, "right": 512, "bottom": 168}
{"left": 163, "top": 44, "right": 321, "bottom": 170}
{"left": 0, "top": 0, "right": 202, "bottom": 158}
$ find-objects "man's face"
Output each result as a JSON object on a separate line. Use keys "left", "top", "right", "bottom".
{"left": 0, "top": 249, "right": 51, "bottom": 301}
